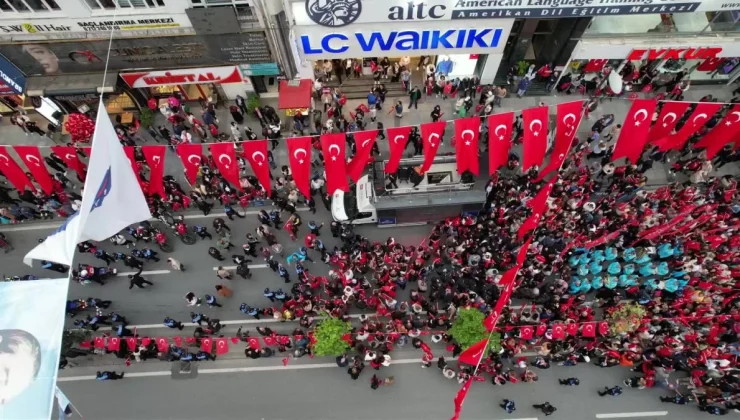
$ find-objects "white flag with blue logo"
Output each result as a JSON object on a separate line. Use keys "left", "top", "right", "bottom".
{"left": 24, "top": 102, "right": 151, "bottom": 266}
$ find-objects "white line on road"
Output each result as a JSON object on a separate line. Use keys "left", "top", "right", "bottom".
{"left": 116, "top": 269, "right": 171, "bottom": 277}
{"left": 0, "top": 208, "right": 309, "bottom": 232}
{"left": 595, "top": 412, "right": 668, "bottom": 419}
{"left": 212, "top": 264, "right": 268, "bottom": 270}
{"left": 57, "top": 356, "right": 458, "bottom": 382}
{"left": 93, "top": 313, "right": 369, "bottom": 331}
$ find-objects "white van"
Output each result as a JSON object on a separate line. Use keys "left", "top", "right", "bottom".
{"left": 331, "top": 175, "right": 377, "bottom": 225}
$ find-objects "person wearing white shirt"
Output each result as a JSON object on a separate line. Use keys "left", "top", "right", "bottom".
{"left": 230, "top": 122, "right": 242, "bottom": 140}
{"left": 181, "top": 130, "right": 193, "bottom": 144}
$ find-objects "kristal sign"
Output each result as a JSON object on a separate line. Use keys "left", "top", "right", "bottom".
{"left": 297, "top": 20, "right": 511, "bottom": 58}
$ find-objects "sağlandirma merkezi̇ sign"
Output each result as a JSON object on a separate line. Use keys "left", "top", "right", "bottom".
{"left": 451, "top": 0, "right": 700, "bottom": 18}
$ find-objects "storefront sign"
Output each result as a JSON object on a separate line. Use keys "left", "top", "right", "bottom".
{"left": 0, "top": 33, "right": 272, "bottom": 76}
{"left": 120, "top": 67, "right": 242, "bottom": 88}
{"left": 0, "top": 54, "right": 24, "bottom": 94}
{"left": 627, "top": 47, "right": 723, "bottom": 61}
{"left": 0, "top": 15, "right": 191, "bottom": 35}
{"left": 295, "top": 20, "right": 512, "bottom": 58}
{"left": 239, "top": 63, "right": 280, "bottom": 77}
{"left": 293, "top": 0, "right": 737, "bottom": 23}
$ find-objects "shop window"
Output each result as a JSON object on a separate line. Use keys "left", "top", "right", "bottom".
{"left": 0, "top": 1, "right": 13, "bottom": 11}
{"left": 85, "top": 0, "right": 162, "bottom": 9}
{"left": 5, "top": 0, "right": 30, "bottom": 12}
{"left": 24, "top": 0, "right": 50, "bottom": 11}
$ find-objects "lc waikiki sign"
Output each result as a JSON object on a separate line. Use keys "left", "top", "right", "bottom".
{"left": 296, "top": 20, "right": 513, "bottom": 59}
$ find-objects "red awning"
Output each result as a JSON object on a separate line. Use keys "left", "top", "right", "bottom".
{"left": 278, "top": 79, "right": 313, "bottom": 110}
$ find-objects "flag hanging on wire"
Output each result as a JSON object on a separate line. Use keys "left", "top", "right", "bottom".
{"left": 55, "top": 386, "right": 73, "bottom": 418}
{"left": 24, "top": 102, "right": 152, "bottom": 266}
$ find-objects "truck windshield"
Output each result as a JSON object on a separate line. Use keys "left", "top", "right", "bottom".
{"left": 344, "top": 188, "right": 359, "bottom": 219}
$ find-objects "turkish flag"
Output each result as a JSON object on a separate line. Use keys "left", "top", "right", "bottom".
{"left": 566, "top": 322, "right": 579, "bottom": 336}
{"left": 79, "top": 340, "right": 92, "bottom": 349}
{"left": 286, "top": 136, "right": 312, "bottom": 197}
{"left": 173, "top": 336, "right": 183, "bottom": 347}
{"left": 51, "top": 145, "right": 86, "bottom": 180}
{"left": 107, "top": 337, "right": 121, "bottom": 352}
{"left": 142, "top": 146, "right": 166, "bottom": 198}
{"left": 454, "top": 117, "right": 480, "bottom": 175}
{"left": 487, "top": 112, "right": 513, "bottom": 175}
{"left": 177, "top": 143, "right": 203, "bottom": 185}
{"left": 209, "top": 142, "right": 242, "bottom": 190}
{"left": 385, "top": 126, "right": 412, "bottom": 174}
{"left": 498, "top": 266, "right": 519, "bottom": 287}
{"left": 520, "top": 326, "right": 534, "bottom": 340}
{"left": 483, "top": 310, "right": 500, "bottom": 332}
{"left": 201, "top": 337, "right": 213, "bottom": 353}
{"left": 693, "top": 104, "right": 740, "bottom": 158}
{"left": 242, "top": 139, "right": 272, "bottom": 196}
{"left": 321, "top": 133, "right": 349, "bottom": 193}
{"left": 347, "top": 130, "right": 378, "bottom": 182}
{"left": 420, "top": 121, "right": 446, "bottom": 173}
{"left": 528, "top": 177, "right": 556, "bottom": 215}
{"left": 122, "top": 146, "right": 141, "bottom": 183}
{"left": 263, "top": 336, "right": 278, "bottom": 346}
{"left": 654, "top": 102, "right": 722, "bottom": 152}
{"left": 517, "top": 237, "right": 533, "bottom": 266}
{"left": 611, "top": 99, "right": 658, "bottom": 164}
{"left": 517, "top": 211, "right": 542, "bottom": 240}
{"left": 185, "top": 337, "right": 197, "bottom": 345}
{"left": 247, "top": 337, "right": 261, "bottom": 350}
{"left": 584, "top": 59, "right": 608, "bottom": 73}
{"left": 458, "top": 338, "right": 489, "bottom": 365}
{"left": 215, "top": 338, "right": 229, "bottom": 355}
{"left": 14, "top": 145, "right": 54, "bottom": 195}
{"left": 647, "top": 101, "right": 690, "bottom": 143}
{"left": 276, "top": 335, "right": 291, "bottom": 345}
{"left": 521, "top": 105, "right": 549, "bottom": 171}
{"left": 598, "top": 321, "right": 610, "bottom": 336}
{"left": 141, "top": 337, "right": 152, "bottom": 347}
{"left": 535, "top": 324, "right": 548, "bottom": 337}
{"left": 231, "top": 336, "right": 239, "bottom": 345}
{"left": 0, "top": 146, "right": 35, "bottom": 192}
{"left": 282, "top": 357, "right": 290, "bottom": 366}
{"left": 582, "top": 322, "right": 597, "bottom": 338}
{"left": 552, "top": 324, "right": 566, "bottom": 340}
{"left": 125, "top": 337, "right": 138, "bottom": 351}
{"left": 540, "top": 101, "right": 583, "bottom": 179}
{"left": 451, "top": 377, "right": 473, "bottom": 420}
{"left": 156, "top": 337, "right": 169, "bottom": 352}
{"left": 94, "top": 336, "right": 105, "bottom": 349}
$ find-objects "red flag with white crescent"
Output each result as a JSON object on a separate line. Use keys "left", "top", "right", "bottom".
{"left": 107, "top": 337, "right": 121, "bottom": 352}
{"left": 248, "top": 337, "right": 262, "bottom": 350}
{"left": 241, "top": 139, "right": 272, "bottom": 196}
{"left": 176, "top": 143, "right": 203, "bottom": 185}
{"left": 420, "top": 121, "right": 446, "bottom": 173}
{"left": 214, "top": 337, "right": 230, "bottom": 355}
{"left": 647, "top": 101, "right": 690, "bottom": 143}
{"left": 14, "top": 145, "right": 54, "bottom": 195}
{"left": 693, "top": 104, "right": 740, "bottom": 158}
{"left": 51, "top": 145, "right": 86, "bottom": 180}
{"left": 458, "top": 338, "right": 489, "bottom": 365}
{"left": 540, "top": 100, "right": 583, "bottom": 178}
{"left": 321, "top": 133, "right": 349, "bottom": 194}
{"left": 517, "top": 212, "right": 542, "bottom": 240}
{"left": 286, "top": 136, "right": 312, "bottom": 197}
{"left": 385, "top": 126, "right": 411, "bottom": 174}
{"left": 125, "top": 337, "right": 138, "bottom": 351}
{"left": 653, "top": 103, "right": 722, "bottom": 152}
{"left": 611, "top": 99, "right": 658, "bottom": 164}
{"left": 94, "top": 336, "right": 105, "bottom": 349}
{"left": 0, "top": 147, "right": 36, "bottom": 192}
{"left": 156, "top": 337, "right": 169, "bottom": 352}
{"left": 454, "top": 117, "right": 480, "bottom": 175}
{"left": 201, "top": 337, "right": 213, "bottom": 353}
{"left": 142, "top": 145, "right": 166, "bottom": 198}
{"left": 451, "top": 377, "right": 474, "bottom": 420}
{"left": 347, "top": 130, "right": 377, "bottom": 182}
{"left": 551, "top": 324, "right": 566, "bottom": 340}
{"left": 520, "top": 326, "right": 534, "bottom": 340}
{"left": 582, "top": 322, "right": 597, "bottom": 338}
{"left": 598, "top": 321, "right": 610, "bottom": 336}
{"left": 521, "top": 105, "right": 549, "bottom": 171}
{"left": 209, "top": 142, "right": 242, "bottom": 190}
{"left": 487, "top": 112, "right": 513, "bottom": 175}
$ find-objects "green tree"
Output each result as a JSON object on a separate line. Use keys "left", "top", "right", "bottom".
{"left": 449, "top": 308, "right": 501, "bottom": 353}
{"left": 312, "top": 318, "right": 351, "bottom": 356}
{"left": 61, "top": 329, "right": 92, "bottom": 355}
{"left": 606, "top": 303, "right": 646, "bottom": 336}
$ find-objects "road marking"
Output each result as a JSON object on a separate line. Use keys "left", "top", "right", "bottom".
{"left": 0, "top": 208, "right": 309, "bottom": 232}
{"left": 57, "top": 356, "right": 459, "bottom": 382}
{"left": 89, "top": 313, "right": 368, "bottom": 331}
{"left": 212, "top": 264, "right": 268, "bottom": 270}
{"left": 595, "top": 412, "right": 668, "bottom": 419}
{"left": 116, "top": 269, "right": 171, "bottom": 277}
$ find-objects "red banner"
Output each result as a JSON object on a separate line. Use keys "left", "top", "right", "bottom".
{"left": 209, "top": 142, "right": 242, "bottom": 190}
{"left": 107, "top": 337, "right": 121, "bottom": 352}
{"left": 263, "top": 336, "right": 278, "bottom": 346}
{"left": 420, "top": 121, "right": 446, "bottom": 173}
{"left": 539, "top": 101, "right": 583, "bottom": 179}
{"left": 528, "top": 177, "right": 556, "bottom": 215}
{"left": 123, "top": 146, "right": 141, "bottom": 183}
{"left": 214, "top": 337, "right": 230, "bottom": 355}
{"left": 693, "top": 104, "right": 740, "bottom": 158}
{"left": 142, "top": 146, "right": 166, "bottom": 198}
{"left": 320, "top": 133, "right": 349, "bottom": 194}
{"left": 201, "top": 337, "right": 213, "bottom": 353}
{"left": 582, "top": 322, "right": 597, "bottom": 338}
{"left": 647, "top": 101, "right": 690, "bottom": 143}
{"left": 520, "top": 325, "right": 534, "bottom": 340}
{"left": 454, "top": 117, "right": 480, "bottom": 175}
{"left": 385, "top": 126, "right": 411, "bottom": 174}
{"left": 0, "top": 146, "right": 35, "bottom": 192}
{"left": 656, "top": 102, "right": 722, "bottom": 152}
{"left": 583, "top": 229, "right": 623, "bottom": 249}
{"left": 173, "top": 336, "right": 183, "bottom": 347}
{"left": 566, "top": 322, "right": 579, "bottom": 336}
{"left": 598, "top": 321, "right": 610, "bottom": 336}
{"left": 242, "top": 139, "right": 272, "bottom": 196}
{"left": 611, "top": 99, "right": 658, "bottom": 164}
{"left": 551, "top": 324, "right": 566, "bottom": 340}
{"left": 516, "top": 237, "right": 533, "bottom": 266}
{"left": 14, "top": 145, "right": 54, "bottom": 195}
{"left": 517, "top": 212, "right": 542, "bottom": 240}
{"left": 458, "top": 338, "right": 489, "bottom": 365}
{"left": 176, "top": 144, "right": 203, "bottom": 185}
{"left": 347, "top": 130, "right": 378, "bottom": 182}
{"left": 451, "top": 377, "right": 473, "bottom": 420}
{"left": 51, "top": 146, "right": 86, "bottom": 180}
{"left": 247, "top": 337, "right": 262, "bottom": 350}
{"left": 287, "top": 137, "right": 312, "bottom": 197}
{"left": 125, "top": 337, "right": 137, "bottom": 351}
{"left": 94, "top": 336, "right": 105, "bottom": 349}
{"left": 522, "top": 105, "right": 549, "bottom": 171}
{"left": 487, "top": 112, "right": 513, "bottom": 175}
{"left": 155, "top": 337, "right": 169, "bottom": 352}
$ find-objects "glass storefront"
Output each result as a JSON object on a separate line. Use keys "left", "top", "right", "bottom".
{"left": 585, "top": 11, "right": 740, "bottom": 36}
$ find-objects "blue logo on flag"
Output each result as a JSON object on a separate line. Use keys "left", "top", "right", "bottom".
{"left": 91, "top": 167, "right": 112, "bottom": 212}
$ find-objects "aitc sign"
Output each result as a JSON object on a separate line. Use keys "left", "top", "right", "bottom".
{"left": 627, "top": 47, "right": 723, "bottom": 61}
{"left": 301, "top": 28, "right": 504, "bottom": 55}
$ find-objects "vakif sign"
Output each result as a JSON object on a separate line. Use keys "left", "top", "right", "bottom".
{"left": 296, "top": 19, "right": 513, "bottom": 58}
{"left": 293, "top": 0, "right": 739, "bottom": 23}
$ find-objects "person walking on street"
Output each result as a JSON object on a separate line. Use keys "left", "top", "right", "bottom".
{"left": 208, "top": 247, "right": 225, "bottom": 261}
{"left": 163, "top": 317, "right": 184, "bottom": 330}
{"left": 93, "top": 249, "right": 115, "bottom": 266}
{"left": 128, "top": 273, "right": 153, "bottom": 289}
{"left": 533, "top": 402, "right": 557, "bottom": 416}
{"left": 599, "top": 386, "right": 623, "bottom": 397}
{"left": 216, "top": 266, "right": 233, "bottom": 280}
{"left": 409, "top": 86, "right": 421, "bottom": 110}
{"left": 500, "top": 399, "right": 516, "bottom": 414}
{"left": 205, "top": 294, "right": 222, "bottom": 308}
{"left": 167, "top": 257, "right": 185, "bottom": 271}
{"left": 193, "top": 225, "right": 212, "bottom": 240}
{"left": 96, "top": 371, "right": 124, "bottom": 380}
{"left": 559, "top": 377, "right": 580, "bottom": 386}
